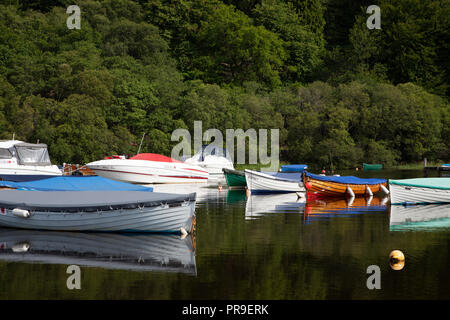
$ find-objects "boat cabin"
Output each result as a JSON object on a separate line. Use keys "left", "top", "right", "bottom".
{"left": 0, "top": 141, "right": 52, "bottom": 166}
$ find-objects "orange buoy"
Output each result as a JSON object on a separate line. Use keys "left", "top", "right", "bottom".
{"left": 389, "top": 250, "right": 405, "bottom": 270}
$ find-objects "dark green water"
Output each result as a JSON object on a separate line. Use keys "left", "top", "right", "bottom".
{"left": 0, "top": 169, "right": 449, "bottom": 299}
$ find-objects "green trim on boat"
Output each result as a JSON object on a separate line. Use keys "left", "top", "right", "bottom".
{"left": 389, "top": 178, "right": 450, "bottom": 190}
{"left": 223, "top": 169, "right": 246, "bottom": 187}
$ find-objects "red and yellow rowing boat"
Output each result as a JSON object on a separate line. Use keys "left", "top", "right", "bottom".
{"left": 303, "top": 172, "right": 388, "bottom": 198}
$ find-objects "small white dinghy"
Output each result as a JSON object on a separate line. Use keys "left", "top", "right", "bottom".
{"left": 0, "top": 190, "right": 196, "bottom": 233}
{"left": 245, "top": 169, "right": 305, "bottom": 194}
{"left": 389, "top": 178, "right": 450, "bottom": 205}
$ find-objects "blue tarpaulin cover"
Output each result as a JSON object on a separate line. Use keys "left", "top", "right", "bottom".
{"left": 305, "top": 172, "right": 386, "bottom": 185}
{"left": 0, "top": 176, "right": 153, "bottom": 192}
{"left": 280, "top": 164, "right": 308, "bottom": 172}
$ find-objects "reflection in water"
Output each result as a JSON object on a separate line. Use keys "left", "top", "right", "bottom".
{"left": 245, "top": 193, "right": 306, "bottom": 220}
{"left": 390, "top": 204, "right": 450, "bottom": 231}
{"left": 304, "top": 196, "right": 389, "bottom": 223}
{"left": 0, "top": 229, "right": 196, "bottom": 275}
{"left": 226, "top": 190, "right": 247, "bottom": 204}
{"left": 150, "top": 183, "right": 227, "bottom": 205}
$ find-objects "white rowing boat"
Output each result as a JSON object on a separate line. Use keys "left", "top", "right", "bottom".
{"left": 0, "top": 190, "right": 196, "bottom": 233}
{"left": 244, "top": 169, "right": 305, "bottom": 194}
{"left": 389, "top": 178, "right": 450, "bottom": 205}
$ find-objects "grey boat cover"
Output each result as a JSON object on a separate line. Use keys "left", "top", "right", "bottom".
{"left": 0, "top": 190, "right": 196, "bottom": 212}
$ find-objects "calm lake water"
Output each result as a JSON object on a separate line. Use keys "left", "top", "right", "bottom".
{"left": 0, "top": 169, "right": 449, "bottom": 299}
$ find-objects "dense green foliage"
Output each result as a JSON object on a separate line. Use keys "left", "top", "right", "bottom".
{"left": 0, "top": 0, "right": 448, "bottom": 168}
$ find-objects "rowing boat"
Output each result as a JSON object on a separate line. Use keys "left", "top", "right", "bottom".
{"left": 0, "top": 190, "right": 196, "bottom": 233}
{"left": 363, "top": 163, "right": 383, "bottom": 171}
{"left": 303, "top": 171, "right": 388, "bottom": 197}
{"left": 245, "top": 169, "right": 305, "bottom": 194}
{"left": 389, "top": 178, "right": 450, "bottom": 205}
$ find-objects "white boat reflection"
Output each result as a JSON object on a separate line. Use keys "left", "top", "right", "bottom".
{"left": 245, "top": 193, "right": 306, "bottom": 220}
{"left": 150, "top": 183, "right": 228, "bottom": 205}
{"left": 0, "top": 229, "right": 196, "bottom": 275}
{"left": 389, "top": 204, "right": 450, "bottom": 231}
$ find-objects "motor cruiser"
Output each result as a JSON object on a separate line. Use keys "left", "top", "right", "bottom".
{"left": 0, "top": 140, "right": 62, "bottom": 182}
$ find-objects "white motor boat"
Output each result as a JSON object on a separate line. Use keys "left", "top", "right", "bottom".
{"left": 184, "top": 146, "right": 234, "bottom": 184}
{"left": 0, "top": 140, "right": 62, "bottom": 182}
{"left": 86, "top": 153, "right": 209, "bottom": 184}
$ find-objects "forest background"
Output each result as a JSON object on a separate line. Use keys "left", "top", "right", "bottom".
{"left": 0, "top": 0, "right": 448, "bottom": 170}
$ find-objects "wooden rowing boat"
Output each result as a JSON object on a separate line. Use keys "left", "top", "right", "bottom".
{"left": 303, "top": 172, "right": 388, "bottom": 198}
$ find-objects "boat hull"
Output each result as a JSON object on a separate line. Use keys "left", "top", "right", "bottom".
{"left": 0, "top": 166, "right": 62, "bottom": 182}
{"left": 363, "top": 163, "right": 383, "bottom": 171}
{"left": 0, "top": 173, "right": 62, "bottom": 182}
{"left": 389, "top": 183, "right": 450, "bottom": 205}
{"left": 245, "top": 169, "right": 305, "bottom": 193}
{"left": 87, "top": 159, "right": 209, "bottom": 184}
{"left": 223, "top": 169, "right": 246, "bottom": 188}
{"left": 0, "top": 191, "right": 196, "bottom": 233}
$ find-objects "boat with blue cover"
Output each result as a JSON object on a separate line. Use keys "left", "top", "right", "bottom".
{"left": 280, "top": 165, "right": 308, "bottom": 173}
{"left": 244, "top": 169, "right": 305, "bottom": 194}
{"left": 303, "top": 171, "right": 388, "bottom": 197}
{"left": 0, "top": 176, "right": 196, "bottom": 233}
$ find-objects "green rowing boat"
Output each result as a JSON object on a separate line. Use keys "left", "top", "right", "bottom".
{"left": 363, "top": 163, "right": 383, "bottom": 171}
{"left": 223, "top": 168, "right": 246, "bottom": 188}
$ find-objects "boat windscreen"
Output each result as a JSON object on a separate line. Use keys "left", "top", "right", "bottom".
{"left": 0, "top": 148, "right": 12, "bottom": 159}
{"left": 15, "top": 145, "right": 52, "bottom": 166}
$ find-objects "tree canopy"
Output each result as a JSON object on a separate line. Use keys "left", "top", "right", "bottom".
{"left": 0, "top": 0, "right": 448, "bottom": 168}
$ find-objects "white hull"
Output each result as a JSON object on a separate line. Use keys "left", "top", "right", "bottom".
{"left": 87, "top": 159, "right": 209, "bottom": 184}
{"left": 0, "top": 201, "right": 195, "bottom": 233}
{"left": 184, "top": 153, "right": 234, "bottom": 183}
{"left": 245, "top": 169, "right": 305, "bottom": 193}
{"left": 389, "top": 183, "right": 450, "bottom": 205}
{"left": 245, "top": 193, "right": 305, "bottom": 220}
{"left": 389, "top": 204, "right": 450, "bottom": 231}
{"left": 0, "top": 190, "right": 196, "bottom": 233}
{"left": 0, "top": 165, "right": 62, "bottom": 177}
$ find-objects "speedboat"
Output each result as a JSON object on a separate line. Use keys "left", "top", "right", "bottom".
{"left": 184, "top": 146, "right": 234, "bottom": 183}
{"left": 86, "top": 153, "right": 209, "bottom": 184}
{"left": 0, "top": 140, "right": 62, "bottom": 182}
